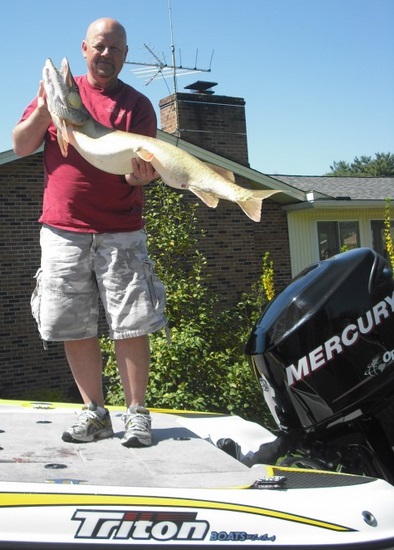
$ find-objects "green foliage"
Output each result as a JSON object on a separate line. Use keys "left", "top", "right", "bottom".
{"left": 261, "top": 251, "right": 275, "bottom": 302}
{"left": 326, "top": 152, "right": 394, "bottom": 177}
{"left": 384, "top": 198, "right": 394, "bottom": 272}
{"left": 102, "top": 182, "right": 273, "bottom": 426}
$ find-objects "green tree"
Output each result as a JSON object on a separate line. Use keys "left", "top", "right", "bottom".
{"left": 102, "top": 182, "right": 273, "bottom": 426}
{"left": 326, "top": 153, "right": 394, "bottom": 177}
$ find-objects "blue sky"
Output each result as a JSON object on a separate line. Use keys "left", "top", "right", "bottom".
{"left": 2, "top": 0, "right": 393, "bottom": 175}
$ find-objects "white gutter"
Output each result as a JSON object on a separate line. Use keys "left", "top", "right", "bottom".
{"left": 283, "top": 199, "right": 389, "bottom": 211}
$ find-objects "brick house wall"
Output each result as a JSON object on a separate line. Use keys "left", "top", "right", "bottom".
{"left": 185, "top": 194, "right": 290, "bottom": 307}
{"left": 0, "top": 90, "right": 291, "bottom": 398}
{"left": 0, "top": 153, "right": 75, "bottom": 399}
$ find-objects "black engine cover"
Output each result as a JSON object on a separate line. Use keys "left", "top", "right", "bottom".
{"left": 246, "top": 248, "right": 394, "bottom": 431}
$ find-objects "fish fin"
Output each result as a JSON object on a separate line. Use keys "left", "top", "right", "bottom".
{"left": 55, "top": 118, "right": 73, "bottom": 157}
{"left": 136, "top": 148, "right": 154, "bottom": 162}
{"left": 205, "top": 163, "right": 235, "bottom": 182}
{"left": 237, "top": 198, "right": 263, "bottom": 222}
{"left": 56, "top": 128, "right": 69, "bottom": 157}
{"left": 189, "top": 186, "right": 220, "bottom": 208}
{"left": 237, "top": 190, "right": 281, "bottom": 222}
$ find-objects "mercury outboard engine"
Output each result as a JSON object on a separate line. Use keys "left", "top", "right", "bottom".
{"left": 245, "top": 248, "right": 394, "bottom": 483}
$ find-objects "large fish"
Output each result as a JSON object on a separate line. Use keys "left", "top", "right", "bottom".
{"left": 42, "top": 58, "right": 279, "bottom": 222}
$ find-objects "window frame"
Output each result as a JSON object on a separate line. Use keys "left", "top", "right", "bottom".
{"left": 317, "top": 220, "right": 361, "bottom": 260}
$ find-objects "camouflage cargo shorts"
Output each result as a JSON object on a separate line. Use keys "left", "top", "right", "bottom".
{"left": 31, "top": 225, "right": 167, "bottom": 342}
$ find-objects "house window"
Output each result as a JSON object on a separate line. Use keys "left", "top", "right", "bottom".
{"left": 318, "top": 221, "right": 360, "bottom": 260}
{"left": 371, "top": 220, "right": 394, "bottom": 259}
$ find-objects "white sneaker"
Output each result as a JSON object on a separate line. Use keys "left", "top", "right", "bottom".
{"left": 62, "top": 402, "right": 113, "bottom": 443}
{"left": 121, "top": 405, "right": 152, "bottom": 447}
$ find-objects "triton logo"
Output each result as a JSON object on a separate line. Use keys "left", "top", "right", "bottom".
{"left": 286, "top": 291, "right": 394, "bottom": 387}
{"left": 71, "top": 509, "right": 209, "bottom": 541}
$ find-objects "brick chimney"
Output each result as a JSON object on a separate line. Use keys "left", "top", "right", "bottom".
{"left": 159, "top": 81, "right": 250, "bottom": 167}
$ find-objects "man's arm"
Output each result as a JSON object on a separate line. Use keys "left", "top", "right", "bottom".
{"left": 123, "top": 93, "right": 159, "bottom": 186}
{"left": 12, "top": 82, "right": 52, "bottom": 157}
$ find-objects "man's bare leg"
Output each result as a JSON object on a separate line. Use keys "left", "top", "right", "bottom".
{"left": 62, "top": 337, "right": 113, "bottom": 443}
{"left": 64, "top": 337, "right": 105, "bottom": 406}
{"left": 116, "top": 335, "right": 152, "bottom": 447}
{"left": 115, "top": 335, "right": 150, "bottom": 407}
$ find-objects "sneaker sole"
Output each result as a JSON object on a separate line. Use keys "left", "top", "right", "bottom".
{"left": 121, "top": 435, "right": 152, "bottom": 448}
{"left": 62, "top": 428, "right": 114, "bottom": 443}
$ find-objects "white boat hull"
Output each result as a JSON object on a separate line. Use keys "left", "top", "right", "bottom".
{"left": 0, "top": 400, "right": 393, "bottom": 548}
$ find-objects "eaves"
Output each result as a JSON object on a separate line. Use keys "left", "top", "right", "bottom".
{"left": 282, "top": 199, "right": 388, "bottom": 212}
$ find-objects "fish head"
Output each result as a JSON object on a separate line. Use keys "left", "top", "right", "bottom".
{"left": 42, "top": 58, "right": 90, "bottom": 129}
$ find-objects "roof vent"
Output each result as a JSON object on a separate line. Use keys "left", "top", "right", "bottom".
{"left": 184, "top": 81, "right": 218, "bottom": 94}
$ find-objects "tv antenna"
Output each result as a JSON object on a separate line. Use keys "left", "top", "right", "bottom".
{"left": 125, "top": 0, "right": 214, "bottom": 95}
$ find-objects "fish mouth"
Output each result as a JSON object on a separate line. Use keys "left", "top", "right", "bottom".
{"left": 43, "top": 58, "right": 90, "bottom": 127}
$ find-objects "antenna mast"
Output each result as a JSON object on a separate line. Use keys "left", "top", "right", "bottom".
{"left": 125, "top": 0, "right": 214, "bottom": 137}
{"left": 167, "top": 0, "right": 180, "bottom": 135}
{"left": 168, "top": 0, "right": 178, "bottom": 97}
{"left": 125, "top": 2, "right": 214, "bottom": 93}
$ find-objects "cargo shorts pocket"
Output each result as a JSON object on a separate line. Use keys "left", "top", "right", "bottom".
{"left": 30, "top": 268, "right": 42, "bottom": 331}
{"left": 143, "top": 259, "right": 166, "bottom": 314}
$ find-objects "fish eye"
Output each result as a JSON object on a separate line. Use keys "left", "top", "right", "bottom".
{"left": 67, "top": 91, "right": 82, "bottom": 109}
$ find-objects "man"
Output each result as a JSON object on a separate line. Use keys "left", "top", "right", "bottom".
{"left": 12, "top": 18, "right": 167, "bottom": 447}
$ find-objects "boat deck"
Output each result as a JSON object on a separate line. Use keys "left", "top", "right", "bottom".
{"left": 0, "top": 400, "right": 274, "bottom": 488}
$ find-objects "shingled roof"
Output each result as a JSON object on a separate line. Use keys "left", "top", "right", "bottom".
{"left": 269, "top": 175, "right": 394, "bottom": 201}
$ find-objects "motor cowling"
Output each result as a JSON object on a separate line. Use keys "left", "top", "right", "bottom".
{"left": 245, "top": 248, "right": 394, "bottom": 432}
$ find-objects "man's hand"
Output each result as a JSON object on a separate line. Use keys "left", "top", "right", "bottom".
{"left": 37, "top": 80, "right": 48, "bottom": 110}
{"left": 12, "top": 80, "right": 52, "bottom": 157}
{"left": 35, "top": 80, "right": 52, "bottom": 122}
{"left": 125, "top": 157, "right": 159, "bottom": 186}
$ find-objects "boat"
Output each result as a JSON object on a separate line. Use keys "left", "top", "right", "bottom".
{"left": 0, "top": 398, "right": 393, "bottom": 549}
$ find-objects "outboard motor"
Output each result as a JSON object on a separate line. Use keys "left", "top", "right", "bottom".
{"left": 245, "top": 248, "right": 394, "bottom": 482}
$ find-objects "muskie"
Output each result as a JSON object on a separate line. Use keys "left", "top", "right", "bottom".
{"left": 42, "top": 58, "right": 279, "bottom": 222}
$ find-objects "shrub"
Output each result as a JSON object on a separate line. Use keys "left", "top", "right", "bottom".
{"left": 102, "top": 182, "right": 273, "bottom": 426}
{"left": 384, "top": 198, "right": 394, "bottom": 272}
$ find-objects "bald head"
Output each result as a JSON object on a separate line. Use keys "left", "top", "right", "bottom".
{"left": 85, "top": 18, "right": 127, "bottom": 45}
{"left": 82, "top": 17, "right": 128, "bottom": 89}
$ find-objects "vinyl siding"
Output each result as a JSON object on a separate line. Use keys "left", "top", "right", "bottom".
{"left": 287, "top": 207, "right": 393, "bottom": 276}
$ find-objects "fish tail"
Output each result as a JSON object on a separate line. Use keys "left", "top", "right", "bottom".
{"left": 237, "top": 190, "right": 281, "bottom": 222}
{"left": 237, "top": 198, "right": 264, "bottom": 222}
